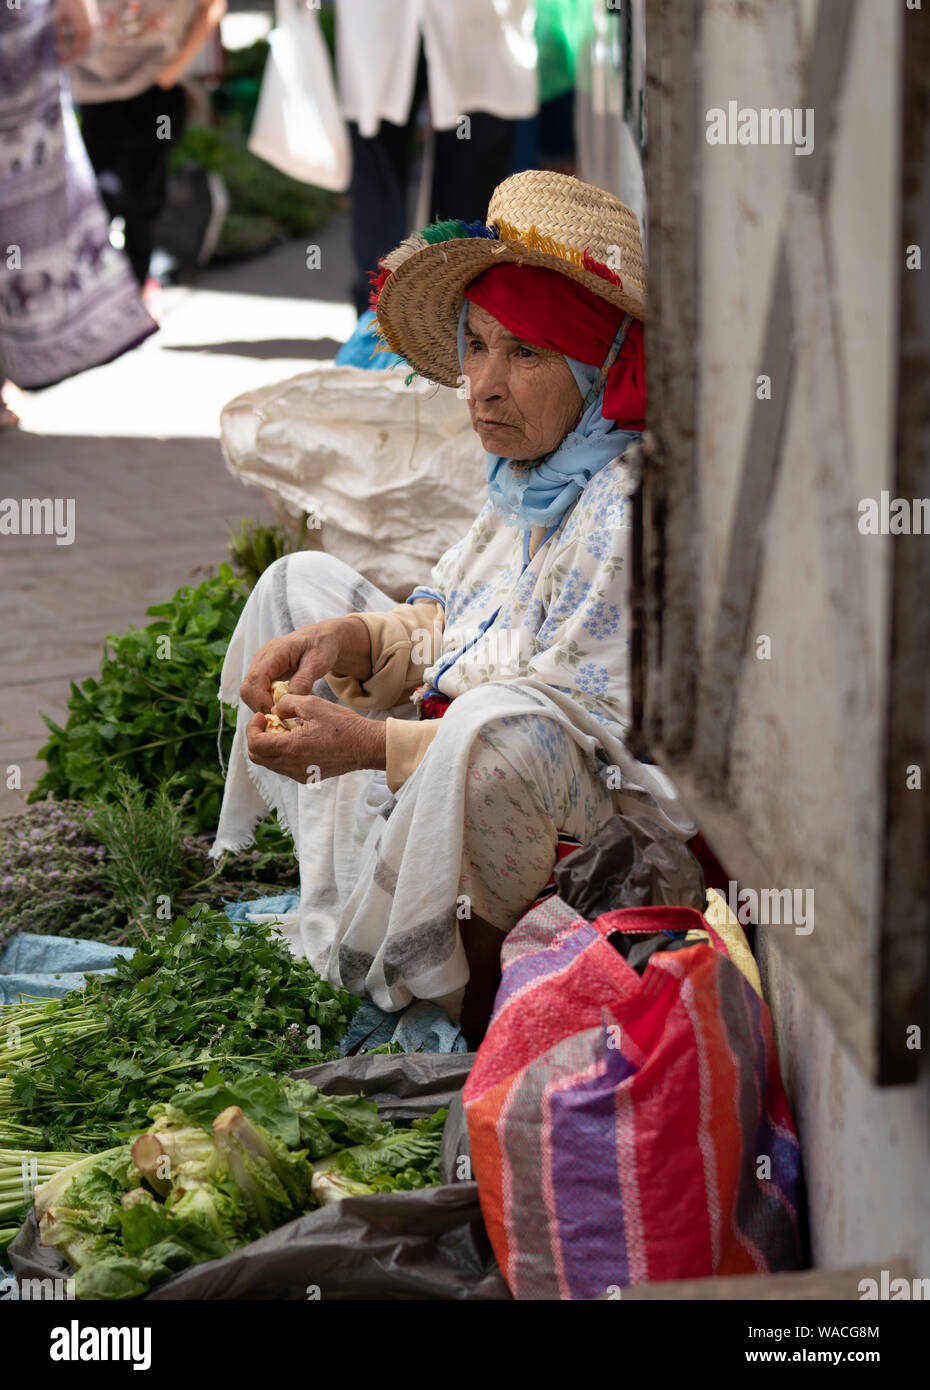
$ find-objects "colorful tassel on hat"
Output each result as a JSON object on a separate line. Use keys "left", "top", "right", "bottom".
{"left": 366, "top": 208, "right": 628, "bottom": 376}
{"left": 370, "top": 213, "right": 624, "bottom": 314}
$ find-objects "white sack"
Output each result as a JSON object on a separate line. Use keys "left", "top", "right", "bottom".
{"left": 219, "top": 363, "right": 487, "bottom": 600}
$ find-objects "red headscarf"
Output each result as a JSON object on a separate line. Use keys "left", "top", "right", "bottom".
{"left": 463, "top": 263, "right": 646, "bottom": 429}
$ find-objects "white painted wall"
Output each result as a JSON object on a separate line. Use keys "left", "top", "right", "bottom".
{"left": 758, "top": 935, "right": 930, "bottom": 1278}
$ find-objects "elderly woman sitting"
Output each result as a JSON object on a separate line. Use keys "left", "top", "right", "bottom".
{"left": 213, "top": 172, "right": 690, "bottom": 1036}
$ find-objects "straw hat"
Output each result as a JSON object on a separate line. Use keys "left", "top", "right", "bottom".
{"left": 372, "top": 170, "right": 646, "bottom": 389}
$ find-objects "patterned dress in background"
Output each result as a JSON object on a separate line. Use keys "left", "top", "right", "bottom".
{"left": 0, "top": 0, "right": 155, "bottom": 389}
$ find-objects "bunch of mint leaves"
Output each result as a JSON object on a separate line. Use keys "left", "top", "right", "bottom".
{"left": 29, "top": 566, "right": 247, "bottom": 834}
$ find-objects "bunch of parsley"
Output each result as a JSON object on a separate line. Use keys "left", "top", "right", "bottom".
{"left": 3, "top": 911, "right": 359, "bottom": 1153}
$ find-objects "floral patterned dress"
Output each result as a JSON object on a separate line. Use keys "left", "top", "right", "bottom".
{"left": 215, "top": 448, "right": 692, "bottom": 1015}
{"left": 414, "top": 450, "right": 640, "bottom": 733}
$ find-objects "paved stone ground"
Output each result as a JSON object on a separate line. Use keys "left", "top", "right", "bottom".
{"left": 0, "top": 212, "right": 356, "bottom": 818}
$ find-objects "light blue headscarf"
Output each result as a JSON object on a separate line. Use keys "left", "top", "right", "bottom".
{"left": 456, "top": 303, "right": 642, "bottom": 529}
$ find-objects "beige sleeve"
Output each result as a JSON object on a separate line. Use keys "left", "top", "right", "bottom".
{"left": 385, "top": 717, "right": 442, "bottom": 793}
{"left": 325, "top": 599, "right": 444, "bottom": 711}
{"left": 528, "top": 524, "right": 549, "bottom": 558}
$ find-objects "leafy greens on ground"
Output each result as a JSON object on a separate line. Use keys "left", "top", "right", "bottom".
{"left": 33, "top": 1074, "right": 446, "bottom": 1299}
{"left": 1, "top": 910, "right": 359, "bottom": 1152}
{"left": 30, "top": 566, "right": 248, "bottom": 833}
{"left": 0, "top": 792, "right": 298, "bottom": 952}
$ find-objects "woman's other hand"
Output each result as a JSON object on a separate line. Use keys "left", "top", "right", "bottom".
{"left": 245, "top": 697, "right": 386, "bottom": 783}
{"left": 239, "top": 617, "right": 372, "bottom": 713}
{"left": 55, "top": 0, "right": 99, "bottom": 64}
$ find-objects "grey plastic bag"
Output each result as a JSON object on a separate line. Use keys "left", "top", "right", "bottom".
{"left": 553, "top": 812, "right": 706, "bottom": 918}
{"left": 9, "top": 1053, "right": 509, "bottom": 1301}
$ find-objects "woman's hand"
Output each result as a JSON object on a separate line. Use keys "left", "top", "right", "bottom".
{"left": 55, "top": 0, "right": 98, "bottom": 64}
{"left": 245, "top": 696, "right": 386, "bottom": 783}
{"left": 154, "top": 0, "right": 226, "bottom": 91}
{"left": 240, "top": 617, "right": 372, "bottom": 714}
{"left": 155, "top": 64, "right": 182, "bottom": 90}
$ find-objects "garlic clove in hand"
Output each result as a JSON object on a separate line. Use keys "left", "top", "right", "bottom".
{"left": 267, "top": 679, "right": 299, "bottom": 731}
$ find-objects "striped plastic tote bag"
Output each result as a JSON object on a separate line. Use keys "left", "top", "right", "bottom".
{"left": 463, "top": 897, "right": 804, "bottom": 1299}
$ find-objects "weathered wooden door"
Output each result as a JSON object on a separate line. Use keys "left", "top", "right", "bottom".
{"left": 639, "top": 0, "right": 929, "bottom": 1083}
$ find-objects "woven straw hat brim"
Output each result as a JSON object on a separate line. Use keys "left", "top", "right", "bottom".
{"left": 376, "top": 238, "right": 646, "bottom": 389}
{"left": 374, "top": 171, "right": 647, "bottom": 387}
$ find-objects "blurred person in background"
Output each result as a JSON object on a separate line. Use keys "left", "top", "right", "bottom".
{"left": 527, "top": 0, "right": 585, "bottom": 173}
{"left": 335, "top": 0, "right": 539, "bottom": 316}
{"left": 0, "top": 0, "right": 156, "bottom": 426}
{"left": 69, "top": 0, "right": 227, "bottom": 302}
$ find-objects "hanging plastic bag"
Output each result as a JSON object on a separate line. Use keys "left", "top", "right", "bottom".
{"left": 248, "top": 0, "right": 351, "bottom": 191}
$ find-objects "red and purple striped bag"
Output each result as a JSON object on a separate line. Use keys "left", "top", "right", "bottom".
{"left": 462, "top": 897, "right": 804, "bottom": 1299}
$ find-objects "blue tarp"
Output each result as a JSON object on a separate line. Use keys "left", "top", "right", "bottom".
{"left": 337, "top": 998, "right": 467, "bottom": 1055}
{"left": 221, "top": 890, "right": 300, "bottom": 921}
{"left": 0, "top": 932, "right": 134, "bottom": 1005}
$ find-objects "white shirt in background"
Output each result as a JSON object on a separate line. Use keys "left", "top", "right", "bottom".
{"left": 335, "top": 0, "right": 538, "bottom": 137}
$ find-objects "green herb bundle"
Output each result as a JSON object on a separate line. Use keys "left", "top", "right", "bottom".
{"left": 227, "top": 517, "right": 308, "bottom": 593}
{"left": 30, "top": 567, "right": 248, "bottom": 833}
{"left": 0, "top": 790, "right": 298, "bottom": 952}
{"left": 83, "top": 774, "right": 298, "bottom": 930}
{"left": 85, "top": 773, "right": 197, "bottom": 930}
{"left": 0, "top": 911, "right": 359, "bottom": 1152}
{"left": 0, "top": 801, "right": 125, "bottom": 951}
{"left": 0, "top": 1146, "right": 87, "bottom": 1258}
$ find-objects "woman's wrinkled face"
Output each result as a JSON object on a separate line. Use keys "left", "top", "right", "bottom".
{"left": 462, "top": 304, "right": 582, "bottom": 461}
